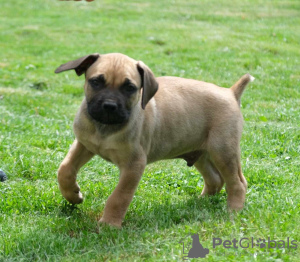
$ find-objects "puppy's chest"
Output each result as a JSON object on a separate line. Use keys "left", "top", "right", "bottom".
{"left": 76, "top": 131, "right": 128, "bottom": 165}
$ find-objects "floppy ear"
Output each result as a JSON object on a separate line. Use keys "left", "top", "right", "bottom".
{"left": 55, "top": 53, "right": 100, "bottom": 76}
{"left": 137, "top": 61, "right": 159, "bottom": 109}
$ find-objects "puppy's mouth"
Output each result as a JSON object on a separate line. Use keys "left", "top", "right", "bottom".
{"left": 87, "top": 103, "right": 130, "bottom": 125}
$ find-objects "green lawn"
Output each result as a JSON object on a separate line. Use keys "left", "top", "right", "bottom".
{"left": 0, "top": 0, "right": 299, "bottom": 261}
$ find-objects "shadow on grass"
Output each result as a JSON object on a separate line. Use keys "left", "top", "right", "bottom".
{"left": 125, "top": 193, "right": 229, "bottom": 230}
{"left": 56, "top": 192, "right": 229, "bottom": 234}
{"left": 59, "top": 201, "right": 81, "bottom": 217}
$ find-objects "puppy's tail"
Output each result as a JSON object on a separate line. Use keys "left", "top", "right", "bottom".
{"left": 230, "top": 74, "right": 255, "bottom": 106}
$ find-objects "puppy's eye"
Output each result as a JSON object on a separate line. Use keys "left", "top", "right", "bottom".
{"left": 88, "top": 75, "right": 105, "bottom": 89}
{"left": 89, "top": 79, "right": 99, "bottom": 85}
{"left": 123, "top": 84, "right": 137, "bottom": 94}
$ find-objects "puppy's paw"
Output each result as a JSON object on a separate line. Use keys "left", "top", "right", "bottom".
{"left": 228, "top": 202, "right": 244, "bottom": 211}
{"left": 59, "top": 187, "right": 84, "bottom": 204}
{"left": 227, "top": 193, "right": 245, "bottom": 211}
{"left": 67, "top": 191, "right": 84, "bottom": 205}
{"left": 201, "top": 184, "right": 223, "bottom": 196}
{"left": 226, "top": 182, "right": 246, "bottom": 211}
{"left": 99, "top": 217, "right": 122, "bottom": 229}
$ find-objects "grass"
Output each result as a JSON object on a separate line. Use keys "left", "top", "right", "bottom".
{"left": 0, "top": 0, "right": 299, "bottom": 261}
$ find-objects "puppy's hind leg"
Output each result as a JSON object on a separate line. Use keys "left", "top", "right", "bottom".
{"left": 58, "top": 139, "right": 94, "bottom": 204}
{"left": 208, "top": 140, "right": 247, "bottom": 211}
{"left": 194, "top": 153, "right": 224, "bottom": 196}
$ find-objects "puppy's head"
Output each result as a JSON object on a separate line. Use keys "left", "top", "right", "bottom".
{"left": 55, "top": 53, "right": 158, "bottom": 125}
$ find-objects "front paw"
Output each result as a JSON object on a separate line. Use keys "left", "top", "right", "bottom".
{"left": 99, "top": 217, "right": 122, "bottom": 229}
{"left": 59, "top": 186, "right": 84, "bottom": 204}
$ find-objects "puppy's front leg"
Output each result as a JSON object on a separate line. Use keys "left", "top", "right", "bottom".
{"left": 100, "top": 156, "right": 146, "bottom": 228}
{"left": 58, "top": 139, "right": 94, "bottom": 204}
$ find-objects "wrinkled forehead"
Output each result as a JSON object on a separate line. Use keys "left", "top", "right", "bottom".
{"left": 85, "top": 54, "right": 141, "bottom": 87}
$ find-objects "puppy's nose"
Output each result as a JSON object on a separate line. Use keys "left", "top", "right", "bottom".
{"left": 102, "top": 101, "right": 118, "bottom": 112}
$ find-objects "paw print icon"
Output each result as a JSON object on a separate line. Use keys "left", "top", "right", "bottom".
{"left": 256, "top": 238, "right": 266, "bottom": 248}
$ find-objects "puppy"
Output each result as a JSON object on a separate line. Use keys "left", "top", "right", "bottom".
{"left": 55, "top": 53, "right": 253, "bottom": 227}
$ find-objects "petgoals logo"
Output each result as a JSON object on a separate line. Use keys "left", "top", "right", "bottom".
{"left": 179, "top": 233, "right": 298, "bottom": 260}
